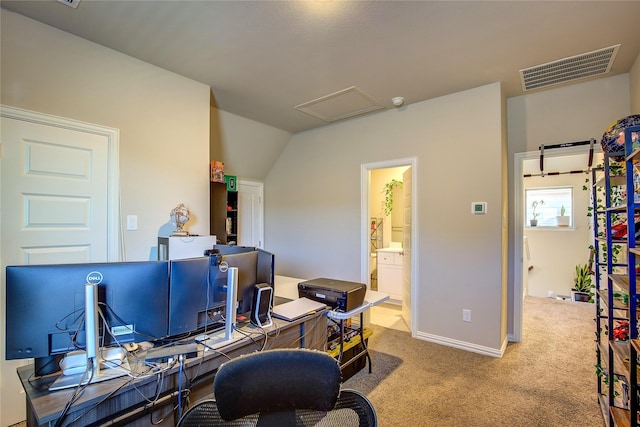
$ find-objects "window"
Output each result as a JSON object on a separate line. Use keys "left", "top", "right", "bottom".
{"left": 525, "top": 187, "right": 573, "bottom": 227}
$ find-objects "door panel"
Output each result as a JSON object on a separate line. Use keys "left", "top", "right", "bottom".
{"left": 2, "top": 117, "right": 110, "bottom": 264}
{"left": 237, "top": 180, "right": 264, "bottom": 248}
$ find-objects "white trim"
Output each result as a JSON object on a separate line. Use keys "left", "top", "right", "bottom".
{"left": 416, "top": 331, "right": 507, "bottom": 358}
{"left": 0, "top": 105, "right": 120, "bottom": 261}
{"left": 512, "top": 152, "right": 526, "bottom": 343}
{"left": 361, "top": 157, "right": 418, "bottom": 334}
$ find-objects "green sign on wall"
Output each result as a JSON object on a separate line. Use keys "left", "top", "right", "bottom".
{"left": 225, "top": 175, "right": 237, "bottom": 192}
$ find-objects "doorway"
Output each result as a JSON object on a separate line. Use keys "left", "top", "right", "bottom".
{"left": 361, "top": 158, "right": 417, "bottom": 334}
{"left": 513, "top": 146, "right": 601, "bottom": 342}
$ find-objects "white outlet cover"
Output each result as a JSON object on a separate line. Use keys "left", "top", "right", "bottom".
{"left": 126, "top": 215, "right": 138, "bottom": 231}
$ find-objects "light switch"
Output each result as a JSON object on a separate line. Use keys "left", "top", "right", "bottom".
{"left": 126, "top": 215, "right": 138, "bottom": 231}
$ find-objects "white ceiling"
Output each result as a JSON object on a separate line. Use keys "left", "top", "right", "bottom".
{"left": 2, "top": 0, "right": 639, "bottom": 133}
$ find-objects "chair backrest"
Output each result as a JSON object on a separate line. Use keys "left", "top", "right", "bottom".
{"left": 213, "top": 348, "right": 341, "bottom": 421}
{"left": 177, "top": 349, "right": 377, "bottom": 426}
{"left": 176, "top": 390, "right": 378, "bottom": 427}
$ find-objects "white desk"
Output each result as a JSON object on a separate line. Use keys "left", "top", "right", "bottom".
{"left": 274, "top": 275, "right": 304, "bottom": 300}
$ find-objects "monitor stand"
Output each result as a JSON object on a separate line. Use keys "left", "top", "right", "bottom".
{"left": 49, "top": 283, "right": 130, "bottom": 391}
{"left": 49, "top": 359, "right": 130, "bottom": 391}
{"left": 196, "top": 266, "right": 241, "bottom": 351}
{"left": 195, "top": 331, "right": 241, "bottom": 351}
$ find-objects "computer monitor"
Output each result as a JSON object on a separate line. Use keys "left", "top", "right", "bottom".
{"left": 167, "top": 256, "right": 226, "bottom": 337}
{"left": 5, "top": 261, "right": 170, "bottom": 370}
{"left": 256, "top": 248, "right": 275, "bottom": 290}
{"left": 209, "top": 248, "right": 275, "bottom": 314}
{"left": 213, "top": 245, "right": 256, "bottom": 255}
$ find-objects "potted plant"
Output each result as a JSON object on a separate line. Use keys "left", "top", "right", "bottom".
{"left": 383, "top": 179, "right": 403, "bottom": 216}
{"left": 572, "top": 263, "right": 593, "bottom": 302}
{"left": 530, "top": 200, "right": 544, "bottom": 226}
{"left": 557, "top": 205, "right": 570, "bottom": 227}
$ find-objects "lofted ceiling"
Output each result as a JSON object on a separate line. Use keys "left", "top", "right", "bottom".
{"left": 1, "top": 0, "right": 639, "bottom": 134}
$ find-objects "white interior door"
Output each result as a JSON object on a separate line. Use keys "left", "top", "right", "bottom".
{"left": 401, "top": 167, "right": 412, "bottom": 329}
{"left": 237, "top": 180, "right": 264, "bottom": 248}
{"left": 0, "top": 106, "right": 119, "bottom": 426}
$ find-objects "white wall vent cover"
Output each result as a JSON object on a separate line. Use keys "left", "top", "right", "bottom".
{"left": 520, "top": 44, "right": 620, "bottom": 91}
{"left": 295, "top": 86, "right": 384, "bottom": 123}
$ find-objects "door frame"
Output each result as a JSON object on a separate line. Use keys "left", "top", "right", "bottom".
{"left": 512, "top": 145, "right": 599, "bottom": 342}
{"left": 237, "top": 179, "right": 264, "bottom": 248}
{"left": 0, "top": 105, "right": 120, "bottom": 261}
{"left": 361, "top": 157, "right": 418, "bottom": 333}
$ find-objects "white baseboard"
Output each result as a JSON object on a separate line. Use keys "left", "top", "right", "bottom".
{"left": 415, "top": 331, "right": 506, "bottom": 358}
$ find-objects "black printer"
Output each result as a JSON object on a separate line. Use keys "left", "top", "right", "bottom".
{"left": 298, "top": 278, "right": 367, "bottom": 312}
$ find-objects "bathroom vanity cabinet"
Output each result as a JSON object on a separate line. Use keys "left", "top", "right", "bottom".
{"left": 377, "top": 247, "right": 403, "bottom": 302}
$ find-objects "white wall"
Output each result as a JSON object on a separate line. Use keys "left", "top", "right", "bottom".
{"left": 0, "top": 10, "right": 210, "bottom": 426}
{"left": 210, "top": 107, "right": 291, "bottom": 181}
{"left": 265, "top": 83, "right": 507, "bottom": 354}
{"left": 507, "top": 74, "right": 631, "bottom": 154}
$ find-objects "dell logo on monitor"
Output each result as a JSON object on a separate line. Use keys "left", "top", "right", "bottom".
{"left": 86, "top": 271, "right": 103, "bottom": 285}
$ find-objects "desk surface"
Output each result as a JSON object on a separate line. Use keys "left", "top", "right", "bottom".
{"left": 19, "top": 309, "right": 328, "bottom": 427}
{"left": 22, "top": 276, "right": 385, "bottom": 427}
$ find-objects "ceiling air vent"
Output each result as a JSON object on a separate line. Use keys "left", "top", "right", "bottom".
{"left": 520, "top": 44, "right": 619, "bottom": 91}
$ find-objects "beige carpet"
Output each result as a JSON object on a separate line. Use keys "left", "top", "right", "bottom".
{"left": 345, "top": 296, "right": 603, "bottom": 426}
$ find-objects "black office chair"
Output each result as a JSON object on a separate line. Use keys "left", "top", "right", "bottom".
{"left": 176, "top": 348, "right": 377, "bottom": 426}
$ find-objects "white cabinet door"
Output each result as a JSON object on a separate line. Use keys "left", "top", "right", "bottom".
{"left": 377, "top": 250, "right": 403, "bottom": 301}
{"left": 378, "top": 264, "right": 402, "bottom": 301}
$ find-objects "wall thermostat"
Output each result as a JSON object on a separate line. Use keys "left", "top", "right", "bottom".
{"left": 471, "top": 202, "right": 487, "bottom": 215}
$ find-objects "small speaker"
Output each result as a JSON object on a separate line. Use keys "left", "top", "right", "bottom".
{"left": 251, "top": 283, "right": 273, "bottom": 328}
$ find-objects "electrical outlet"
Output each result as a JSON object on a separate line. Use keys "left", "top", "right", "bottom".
{"left": 463, "top": 309, "right": 471, "bottom": 322}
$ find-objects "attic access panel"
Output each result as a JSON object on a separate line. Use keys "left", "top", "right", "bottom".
{"left": 295, "top": 86, "right": 385, "bottom": 123}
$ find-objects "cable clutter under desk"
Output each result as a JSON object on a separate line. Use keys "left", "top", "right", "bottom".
{"left": 17, "top": 308, "right": 329, "bottom": 427}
